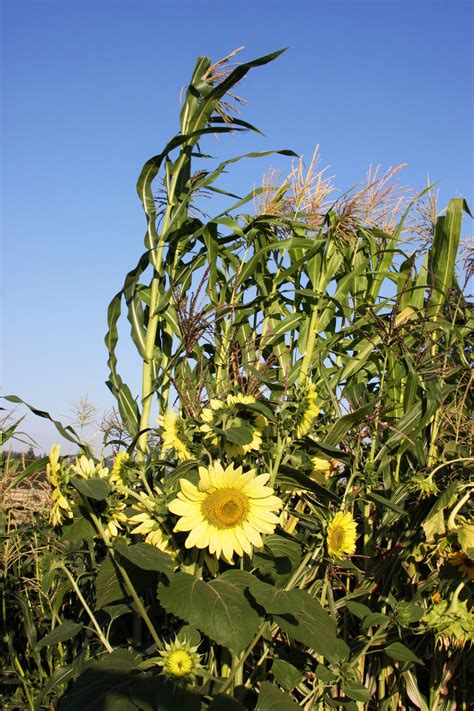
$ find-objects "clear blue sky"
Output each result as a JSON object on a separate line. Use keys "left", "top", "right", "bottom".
{"left": 2, "top": 0, "right": 472, "bottom": 453}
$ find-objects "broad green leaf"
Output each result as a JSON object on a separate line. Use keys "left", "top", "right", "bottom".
{"left": 70, "top": 476, "right": 110, "bottom": 501}
{"left": 127, "top": 675, "right": 201, "bottom": 711}
{"left": 157, "top": 573, "right": 261, "bottom": 654}
{"left": 315, "top": 664, "right": 337, "bottom": 683}
{"left": 57, "top": 649, "right": 139, "bottom": 711}
{"left": 247, "top": 580, "right": 341, "bottom": 661}
{"left": 345, "top": 601, "right": 371, "bottom": 619}
{"left": 61, "top": 515, "right": 96, "bottom": 541}
{"left": 255, "top": 681, "right": 299, "bottom": 711}
{"left": 35, "top": 621, "right": 83, "bottom": 650}
{"left": 95, "top": 557, "right": 127, "bottom": 609}
{"left": 272, "top": 659, "right": 302, "bottom": 691}
{"left": 457, "top": 524, "right": 474, "bottom": 559}
{"left": 208, "top": 696, "right": 247, "bottom": 711}
{"left": 384, "top": 642, "right": 422, "bottom": 664}
{"left": 224, "top": 426, "right": 254, "bottom": 445}
{"left": 341, "top": 679, "right": 371, "bottom": 703}
{"left": 252, "top": 533, "right": 303, "bottom": 586}
{"left": 114, "top": 542, "right": 173, "bottom": 576}
{"left": 361, "top": 612, "right": 390, "bottom": 630}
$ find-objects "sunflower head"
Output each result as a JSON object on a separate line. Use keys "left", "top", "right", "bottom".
{"left": 310, "top": 456, "right": 339, "bottom": 483}
{"left": 109, "top": 451, "right": 133, "bottom": 491}
{"left": 159, "top": 410, "right": 194, "bottom": 462}
{"left": 327, "top": 510, "right": 357, "bottom": 558}
{"left": 200, "top": 394, "right": 267, "bottom": 457}
{"left": 168, "top": 461, "right": 282, "bottom": 563}
{"left": 156, "top": 636, "right": 203, "bottom": 683}
{"left": 71, "top": 455, "right": 109, "bottom": 480}
{"left": 128, "top": 493, "right": 174, "bottom": 555}
{"left": 448, "top": 551, "right": 474, "bottom": 581}
{"left": 293, "top": 381, "right": 319, "bottom": 439}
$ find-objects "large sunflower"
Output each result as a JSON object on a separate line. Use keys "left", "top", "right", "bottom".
{"left": 200, "top": 394, "right": 267, "bottom": 457}
{"left": 159, "top": 409, "right": 193, "bottom": 462}
{"left": 294, "top": 382, "right": 319, "bottom": 439}
{"left": 168, "top": 461, "right": 282, "bottom": 563}
{"left": 326, "top": 510, "right": 357, "bottom": 557}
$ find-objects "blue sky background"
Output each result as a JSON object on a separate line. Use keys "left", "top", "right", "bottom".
{"left": 2, "top": 0, "right": 472, "bottom": 453}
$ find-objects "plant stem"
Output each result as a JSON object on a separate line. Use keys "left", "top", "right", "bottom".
{"left": 59, "top": 564, "right": 113, "bottom": 653}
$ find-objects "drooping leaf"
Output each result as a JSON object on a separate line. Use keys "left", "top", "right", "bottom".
{"left": 35, "top": 621, "right": 83, "bottom": 650}
{"left": 114, "top": 542, "right": 173, "bottom": 576}
{"left": 255, "top": 681, "right": 299, "bottom": 710}
{"left": 58, "top": 649, "right": 139, "bottom": 711}
{"left": 70, "top": 476, "right": 110, "bottom": 502}
{"left": 384, "top": 642, "right": 422, "bottom": 664}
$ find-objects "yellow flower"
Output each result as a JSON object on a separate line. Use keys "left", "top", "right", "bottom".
{"left": 327, "top": 511, "right": 357, "bottom": 557}
{"left": 102, "top": 500, "right": 128, "bottom": 538}
{"left": 168, "top": 461, "right": 282, "bottom": 563}
{"left": 46, "top": 444, "right": 62, "bottom": 487}
{"left": 71, "top": 455, "right": 109, "bottom": 479}
{"left": 448, "top": 551, "right": 474, "bottom": 581}
{"left": 200, "top": 394, "right": 267, "bottom": 457}
{"left": 46, "top": 445, "right": 73, "bottom": 526}
{"left": 50, "top": 489, "right": 73, "bottom": 526}
{"left": 109, "top": 451, "right": 131, "bottom": 492}
{"left": 294, "top": 382, "right": 319, "bottom": 439}
{"left": 129, "top": 493, "right": 174, "bottom": 554}
{"left": 159, "top": 410, "right": 193, "bottom": 462}
{"left": 310, "top": 456, "right": 339, "bottom": 483}
{"left": 156, "top": 636, "right": 203, "bottom": 681}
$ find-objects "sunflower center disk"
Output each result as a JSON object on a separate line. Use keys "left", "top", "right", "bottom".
{"left": 202, "top": 488, "right": 249, "bottom": 529}
{"left": 331, "top": 526, "right": 345, "bottom": 550}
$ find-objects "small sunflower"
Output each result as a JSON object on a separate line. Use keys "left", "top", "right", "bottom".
{"left": 46, "top": 445, "right": 73, "bottom": 526}
{"left": 129, "top": 493, "right": 174, "bottom": 554}
{"left": 102, "top": 500, "right": 128, "bottom": 538}
{"left": 327, "top": 511, "right": 357, "bottom": 558}
{"left": 71, "top": 455, "right": 109, "bottom": 479}
{"left": 109, "top": 451, "right": 131, "bottom": 492}
{"left": 310, "top": 456, "right": 339, "bottom": 483}
{"left": 200, "top": 393, "right": 267, "bottom": 457}
{"left": 294, "top": 381, "right": 319, "bottom": 439}
{"left": 156, "top": 636, "right": 203, "bottom": 682}
{"left": 448, "top": 551, "right": 474, "bottom": 581}
{"left": 168, "top": 461, "right": 282, "bottom": 563}
{"left": 159, "top": 409, "right": 194, "bottom": 462}
{"left": 50, "top": 488, "right": 73, "bottom": 527}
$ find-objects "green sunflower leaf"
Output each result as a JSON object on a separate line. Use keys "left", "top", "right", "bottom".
{"left": 157, "top": 573, "right": 261, "bottom": 654}
{"left": 271, "top": 659, "right": 302, "bottom": 691}
{"left": 384, "top": 642, "right": 422, "bottom": 664}
{"left": 70, "top": 476, "right": 110, "bottom": 501}
{"left": 35, "top": 621, "right": 83, "bottom": 650}
{"left": 255, "top": 681, "right": 299, "bottom": 710}
{"left": 224, "top": 426, "right": 254, "bottom": 445}
{"left": 114, "top": 542, "right": 173, "bottom": 576}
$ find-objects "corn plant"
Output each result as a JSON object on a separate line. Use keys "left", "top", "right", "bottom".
{"left": 2, "top": 48, "right": 472, "bottom": 711}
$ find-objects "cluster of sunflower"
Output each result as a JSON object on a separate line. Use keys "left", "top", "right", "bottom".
{"left": 46, "top": 448, "right": 132, "bottom": 538}
{"left": 155, "top": 384, "right": 357, "bottom": 565}
{"left": 46, "top": 383, "right": 357, "bottom": 567}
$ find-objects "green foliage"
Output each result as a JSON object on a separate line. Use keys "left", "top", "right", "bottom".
{"left": 1, "top": 47, "right": 473, "bottom": 711}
